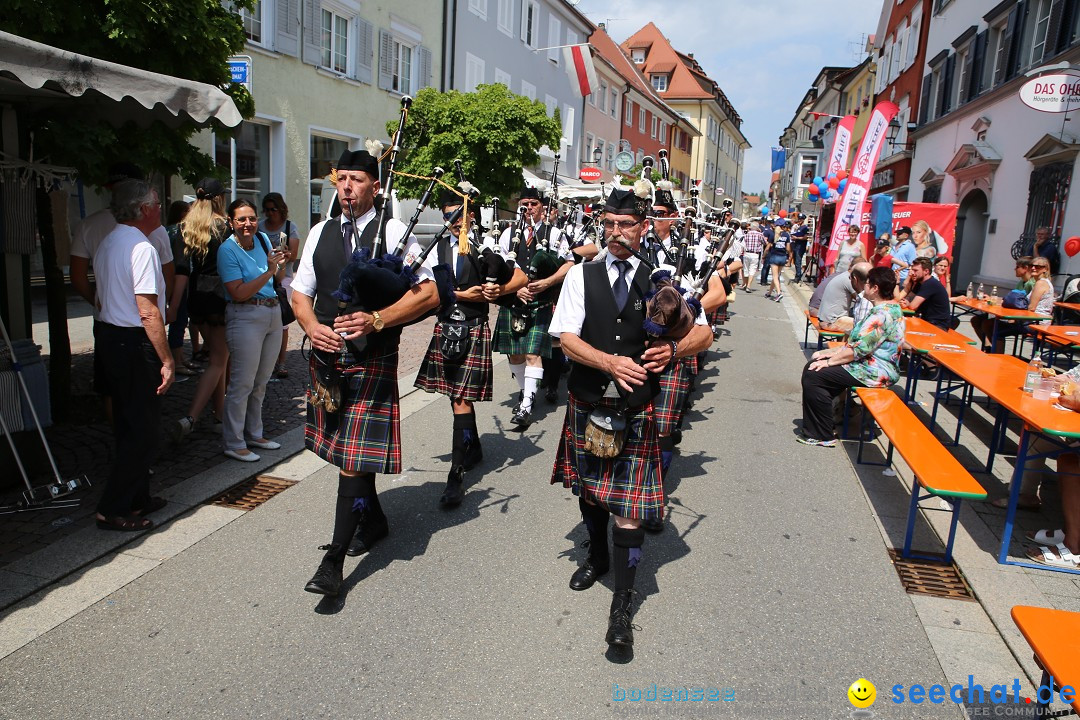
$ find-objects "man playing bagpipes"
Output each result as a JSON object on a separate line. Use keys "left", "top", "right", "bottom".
{"left": 414, "top": 189, "right": 527, "bottom": 507}
{"left": 492, "top": 186, "right": 574, "bottom": 429}
{"left": 292, "top": 147, "right": 440, "bottom": 597}
{"left": 549, "top": 186, "right": 713, "bottom": 650}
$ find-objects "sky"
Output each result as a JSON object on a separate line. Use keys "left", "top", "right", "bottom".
{"left": 574, "top": 0, "right": 885, "bottom": 195}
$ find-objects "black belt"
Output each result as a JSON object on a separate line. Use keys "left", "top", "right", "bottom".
{"left": 438, "top": 316, "right": 486, "bottom": 327}
{"left": 98, "top": 322, "right": 147, "bottom": 336}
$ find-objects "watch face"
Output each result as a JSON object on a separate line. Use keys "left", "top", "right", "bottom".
{"left": 615, "top": 152, "right": 635, "bottom": 172}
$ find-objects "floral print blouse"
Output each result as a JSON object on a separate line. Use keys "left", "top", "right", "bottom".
{"left": 845, "top": 302, "right": 905, "bottom": 387}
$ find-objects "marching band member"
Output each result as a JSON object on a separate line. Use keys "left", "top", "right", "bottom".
{"left": 549, "top": 186, "right": 712, "bottom": 650}
{"left": 414, "top": 190, "right": 527, "bottom": 507}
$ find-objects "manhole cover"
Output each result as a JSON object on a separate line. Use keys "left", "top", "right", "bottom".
{"left": 888, "top": 549, "right": 976, "bottom": 601}
{"left": 208, "top": 475, "right": 296, "bottom": 511}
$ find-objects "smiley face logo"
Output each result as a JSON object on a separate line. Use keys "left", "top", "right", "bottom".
{"left": 848, "top": 678, "right": 876, "bottom": 708}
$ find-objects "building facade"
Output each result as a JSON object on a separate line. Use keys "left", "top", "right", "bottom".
{"left": 443, "top": 0, "right": 593, "bottom": 183}
{"left": 909, "top": 0, "right": 1080, "bottom": 286}
{"left": 181, "top": 0, "right": 441, "bottom": 237}
{"left": 871, "top": 0, "right": 933, "bottom": 200}
{"left": 776, "top": 67, "right": 850, "bottom": 212}
{"left": 621, "top": 22, "right": 749, "bottom": 204}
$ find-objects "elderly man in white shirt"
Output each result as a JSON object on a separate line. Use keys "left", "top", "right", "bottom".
{"left": 92, "top": 179, "right": 174, "bottom": 532}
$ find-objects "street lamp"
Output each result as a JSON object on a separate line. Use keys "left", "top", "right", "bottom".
{"left": 887, "top": 118, "right": 918, "bottom": 150}
{"left": 583, "top": 146, "right": 603, "bottom": 165}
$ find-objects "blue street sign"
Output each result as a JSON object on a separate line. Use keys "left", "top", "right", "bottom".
{"left": 228, "top": 56, "right": 251, "bottom": 90}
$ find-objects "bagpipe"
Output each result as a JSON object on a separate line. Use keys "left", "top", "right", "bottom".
{"left": 523, "top": 153, "right": 566, "bottom": 284}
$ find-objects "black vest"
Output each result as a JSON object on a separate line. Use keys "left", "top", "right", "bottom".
{"left": 437, "top": 237, "right": 487, "bottom": 321}
{"left": 311, "top": 215, "right": 401, "bottom": 356}
{"left": 567, "top": 261, "right": 660, "bottom": 408}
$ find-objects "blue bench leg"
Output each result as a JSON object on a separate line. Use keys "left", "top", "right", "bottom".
{"left": 902, "top": 477, "right": 921, "bottom": 559}
{"left": 943, "top": 498, "right": 962, "bottom": 564}
{"left": 803, "top": 320, "right": 810, "bottom": 349}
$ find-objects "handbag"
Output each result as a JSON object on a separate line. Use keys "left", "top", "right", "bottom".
{"left": 1002, "top": 289, "right": 1029, "bottom": 309}
{"left": 258, "top": 232, "right": 295, "bottom": 325}
{"left": 584, "top": 406, "right": 628, "bottom": 458}
{"left": 439, "top": 320, "right": 472, "bottom": 362}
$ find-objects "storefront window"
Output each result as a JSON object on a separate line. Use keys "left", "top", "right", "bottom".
{"left": 310, "top": 134, "right": 348, "bottom": 227}
{"left": 215, "top": 121, "right": 270, "bottom": 206}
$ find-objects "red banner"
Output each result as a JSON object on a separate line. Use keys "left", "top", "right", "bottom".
{"left": 847, "top": 201, "right": 960, "bottom": 258}
{"left": 826, "top": 115, "right": 857, "bottom": 178}
{"left": 826, "top": 101, "right": 899, "bottom": 268}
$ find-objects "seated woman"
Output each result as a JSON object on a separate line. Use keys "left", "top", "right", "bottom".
{"left": 797, "top": 267, "right": 904, "bottom": 447}
{"left": 986, "top": 256, "right": 1054, "bottom": 353}
{"left": 965, "top": 257, "right": 1034, "bottom": 348}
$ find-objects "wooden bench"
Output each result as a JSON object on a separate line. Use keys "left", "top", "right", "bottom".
{"left": 855, "top": 387, "right": 987, "bottom": 564}
{"left": 1011, "top": 605, "right": 1080, "bottom": 716}
{"left": 803, "top": 310, "right": 845, "bottom": 350}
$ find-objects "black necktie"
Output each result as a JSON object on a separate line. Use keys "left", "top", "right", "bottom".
{"left": 613, "top": 260, "right": 631, "bottom": 312}
{"left": 342, "top": 220, "right": 354, "bottom": 260}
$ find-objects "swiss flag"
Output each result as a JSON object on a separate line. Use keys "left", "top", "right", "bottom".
{"left": 563, "top": 44, "right": 598, "bottom": 98}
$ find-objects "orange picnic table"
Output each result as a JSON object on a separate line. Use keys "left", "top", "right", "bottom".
{"left": 951, "top": 297, "right": 1050, "bottom": 352}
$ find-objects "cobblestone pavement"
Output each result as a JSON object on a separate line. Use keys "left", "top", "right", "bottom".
{"left": 0, "top": 314, "right": 438, "bottom": 571}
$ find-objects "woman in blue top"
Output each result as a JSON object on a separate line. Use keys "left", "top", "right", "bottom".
{"left": 218, "top": 199, "right": 288, "bottom": 462}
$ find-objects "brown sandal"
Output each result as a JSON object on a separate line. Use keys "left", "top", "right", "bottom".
{"left": 96, "top": 514, "right": 154, "bottom": 532}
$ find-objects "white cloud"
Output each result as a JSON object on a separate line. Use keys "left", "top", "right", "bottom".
{"left": 581, "top": 0, "right": 884, "bottom": 195}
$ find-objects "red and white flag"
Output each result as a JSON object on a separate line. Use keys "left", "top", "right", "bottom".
{"left": 825, "top": 101, "right": 899, "bottom": 268}
{"left": 564, "top": 44, "right": 598, "bottom": 98}
{"left": 826, "top": 115, "right": 857, "bottom": 177}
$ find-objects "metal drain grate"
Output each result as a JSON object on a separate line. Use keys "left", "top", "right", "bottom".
{"left": 888, "top": 549, "right": 976, "bottom": 601}
{"left": 208, "top": 475, "right": 296, "bottom": 510}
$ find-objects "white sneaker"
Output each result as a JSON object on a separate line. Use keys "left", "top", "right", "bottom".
{"left": 224, "top": 449, "right": 260, "bottom": 462}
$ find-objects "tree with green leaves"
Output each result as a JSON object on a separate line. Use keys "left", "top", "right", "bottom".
{"left": 0, "top": 0, "right": 255, "bottom": 185}
{"left": 389, "top": 84, "right": 562, "bottom": 206}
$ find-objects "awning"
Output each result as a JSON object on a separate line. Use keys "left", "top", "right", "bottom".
{"left": 0, "top": 30, "right": 242, "bottom": 129}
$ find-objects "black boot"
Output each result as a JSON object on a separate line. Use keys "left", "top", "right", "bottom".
{"left": 463, "top": 437, "right": 483, "bottom": 470}
{"left": 304, "top": 543, "right": 345, "bottom": 596}
{"left": 605, "top": 590, "right": 636, "bottom": 646}
{"left": 440, "top": 466, "right": 465, "bottom": 507}
{"left": 346, "top": 476, "right": 389, "bottom": 557}
{"left": 570, "top": 498, "right": 610, "bottom": 591}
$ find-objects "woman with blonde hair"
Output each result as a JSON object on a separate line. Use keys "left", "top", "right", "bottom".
{"left": 172, "top": 178, "right": 231, "bottom": 441}
{"left": 912, "top": 220, "right": 937, "bottom": 258}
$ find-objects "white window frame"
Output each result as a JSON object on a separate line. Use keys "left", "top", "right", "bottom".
{"left": 990, "top": 18, "right": 1009, "bottom": 86}
{"left": 606, "top": 143, "right": 615, "bottom": 171}
{"left": 599, "top": 80, "right": 608, "bottom": 113}
{"left": 545, "top": 94, "right": 558, "bottom": 118}
{"left": 585, "top": 132, "right": 595, "bottom": 163}
{"left": 494, "top": 67, "right": 511, "bottom": 87}
{"left": 651, "top": 116, "right": 658, "bottom": 139}
{"left": 521, "top": 79, "right": 536, "bottom": 101}
{"left": 1027, "top": 0, "right": 1054, "bottom": 68}
{"left": 468, "top": 0, "right": 488, "bottom": 21}
{"left": 562, "top": 104, "right": 575, "bottom": 149}
{"left": 651, "top": 74, "right": 668, "bottom": 92}
{"left": 239, "top": 0, "right": 267, "bottom": 46}
{"left": 465, "top": 52, "right": 485, "bottom": 92}
{"left": 955, "top": 46, "right": 968, "bottom": 107}
{"left": 391, "top": 36, "right": 415, "bottom": 96}
{"left": 320, "top": 5, "right": 353, "bottom": 75}
{"left": 659, "top": 121, "right": 666, "bottom": 144}
{"left": 625, "top": 97, "right": 633, "bottom": 126}
{"left": 631, "top": 48, "right": 645, "bottom": 64}
{"left": 497, "top": 0, "right": 513, "bottom": 36}
{"left": 520, "top": 0, "right": 539, "bottom": 49}
{"left": 548, "top": 16, "right": 561, "bottom": 63}
{"left": 610, "top": 89, "right": 617, "bottom": 119}
{"left": 907, "top": 10, "right": 921, "bottom": 68}
{"left": 639, "top": 107, "right": 645, "bottom": 132}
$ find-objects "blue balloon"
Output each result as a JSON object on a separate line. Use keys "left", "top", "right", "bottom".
{"left": 813, "top": 176, "right": 824, "bottom": 186}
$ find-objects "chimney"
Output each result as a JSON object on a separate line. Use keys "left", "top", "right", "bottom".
{"left": 688, "top": 53, "right": 694, "bottom": 59}
{"left": 598, "top": 22, "right": 606, "bottom": 30}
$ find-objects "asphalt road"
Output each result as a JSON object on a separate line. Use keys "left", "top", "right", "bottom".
{"left": 1, "top": 290, "right": 961, "bottom": 719}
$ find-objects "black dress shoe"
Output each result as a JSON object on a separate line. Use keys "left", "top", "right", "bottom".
{"left": 545, "top": 386, "right": 558, "bottom": 403}
{"left": 606, "top": 590, "right": 636, "bottom": 647}
{"left": 304, "top": 544, "right": 345, "bottom": 596}
{"left": 346, "top": 513, "right": 389, "bottom": 556}
{"left": 511, "top": 406, "right": 531, "bottom": 429}
{"left": 670, "top": 428, "right": 682, "bottom": 446}
{"left": 463, "top": 440, "right": 483, "bottom": 470}
{"left": 569, "top": 557, "right": 609, "bottom": 591}
{"left": 641, "top": 516, "right": 665, "bottom": 534}
{"left": 440, "top": 466, "right": 465, "bottom": 507}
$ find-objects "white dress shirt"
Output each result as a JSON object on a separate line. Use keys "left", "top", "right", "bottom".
{"left": 94, "top": 225, "right": 165, "bottom": 327}
{"left": 292, "top": 207, "right": 434, "bottom": 299}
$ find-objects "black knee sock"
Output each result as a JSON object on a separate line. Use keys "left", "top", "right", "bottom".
{"left": 579, "top": 497, "right": 610, "bottom": 562}
{"left": 611, "top": 526, "right": 645, "bottom": 592}
{"left": 330, "top": 473, "right": 368, "bottom": 551}
{"left": 451, "top": 412, "right": 475, "bottom": 467}
{"left": 543, "top": 356, "right": 561, "bottom": 388}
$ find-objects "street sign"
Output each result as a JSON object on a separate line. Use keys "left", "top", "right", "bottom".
{"left": 228, "top": 56, "right": 252, "bottom": 92}
{"left": 579, "top": 167, "right": 602, "bottom": 182}
{"left": 1020, "top": 72, "right": 1080, "bottom": 113}
{"left": 614, "top": 151, "right": 635, "bottom": 172}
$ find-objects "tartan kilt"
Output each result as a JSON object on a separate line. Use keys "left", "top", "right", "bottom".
{"left": 550, "top": 393, "right": 664, "bottom": 520}
{"left": 708, "top": 305, "right": 724, "bottom": 325}
{"left": 684, "top": 354, "right": 699, "bottom": 376}
{"left": 305, "top": 351, "right": 401, "bottom": 474}
{"left": 654, "top": 359, "right": 690, "bottom": 435}
{"left": 413, "top": 321, "right": 493, "bottom": 402}
{"left": 493, "top": 302, "right": 554, "bottom": 357}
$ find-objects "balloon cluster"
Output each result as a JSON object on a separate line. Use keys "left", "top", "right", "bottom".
{"left": 806, "top": 170, "right": 849, "bottom": 204}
